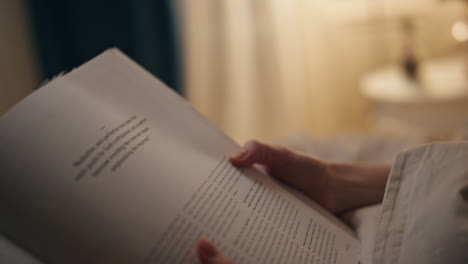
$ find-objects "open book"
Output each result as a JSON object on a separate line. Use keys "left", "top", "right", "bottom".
{"left": 0, "top": 49, "right": 360, "bottom": 264}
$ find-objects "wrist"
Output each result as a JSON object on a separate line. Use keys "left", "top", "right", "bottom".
{"left": 325, "top": 162, "right": 390, "bottom": 213}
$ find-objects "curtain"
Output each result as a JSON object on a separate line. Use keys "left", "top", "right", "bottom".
{"left": 178, "top": 0, "right": 465, "bottom": 143}
{"left": 27, "top": 0, "right": 182, "bottom": 93}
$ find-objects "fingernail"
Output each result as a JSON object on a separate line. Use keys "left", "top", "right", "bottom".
{"left": 231, "top": 148, "right": 248, "bottom": 160}
{"left": 199, "top": 240, "right": 218, "bottom": 258}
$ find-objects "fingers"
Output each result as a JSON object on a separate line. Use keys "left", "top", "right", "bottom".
{"left": 196, "top": 238, "right": 234, "bottom": 264}
{"left": 229, "top": 140, "right": 291, "bottom": 169}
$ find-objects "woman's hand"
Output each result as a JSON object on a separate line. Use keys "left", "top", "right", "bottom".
{"left": 196, "top": 238, "right": 234, "bottom": 264}
{"left": 195, "top": 140, "right": 391, "bottom": 263}
{"left": 229, "top": 140, "right": 390, "bottom": 214}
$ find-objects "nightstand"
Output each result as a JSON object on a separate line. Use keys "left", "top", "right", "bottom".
{"left": 361, "top": 56, "right": 468, "bottom": 138}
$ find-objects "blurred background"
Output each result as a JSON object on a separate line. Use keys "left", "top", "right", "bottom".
{"left": 1, "top": 0, "right": 468, "bottom": 147}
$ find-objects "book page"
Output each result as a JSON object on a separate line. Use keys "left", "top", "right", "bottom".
{"left": 0, "top": 235, "right": 43, "bottom": 264}
{"left": 0, "top": 49, "right": 359, "bottom": 264}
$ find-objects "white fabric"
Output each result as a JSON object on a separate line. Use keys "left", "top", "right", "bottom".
{"left": 373, "top": 142, "right": 468, "bottom": 264}
{"left": 342, "top": 205, "right": 382, "bottom": 264}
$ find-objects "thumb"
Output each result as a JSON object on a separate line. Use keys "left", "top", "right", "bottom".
{"left": 229, "top": 140, "right": 292, "bottom": 170}
{"left": 196, "top": 238, "right": 234, "bottom": 264}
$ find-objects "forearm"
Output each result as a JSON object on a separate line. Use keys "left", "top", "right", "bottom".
{"left": 229, "top": 139, "right": 392, "bottom": 214}
{"left": 326, "top": 162, "right": 391, "bottom": 213}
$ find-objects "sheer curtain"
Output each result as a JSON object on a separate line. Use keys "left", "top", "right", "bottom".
{"left": 177, "top": 0, "right": 465, "bottom": 142}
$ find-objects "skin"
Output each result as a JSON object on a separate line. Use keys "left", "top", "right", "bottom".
{"left": 196, "top": 140, "right": 391, "bottom": 264}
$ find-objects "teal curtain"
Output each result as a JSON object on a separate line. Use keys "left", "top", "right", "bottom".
{"left": 27, "top": 0, "right": 182, "bottom": 93}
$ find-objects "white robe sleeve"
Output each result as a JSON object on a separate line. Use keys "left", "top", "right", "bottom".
{"left": 373, "top": 142, "right": 468, "bottom": 264}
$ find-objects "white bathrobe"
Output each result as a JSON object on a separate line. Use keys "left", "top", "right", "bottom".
{"left": 373, "top": 141, "right": 468, "bottom": 263}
